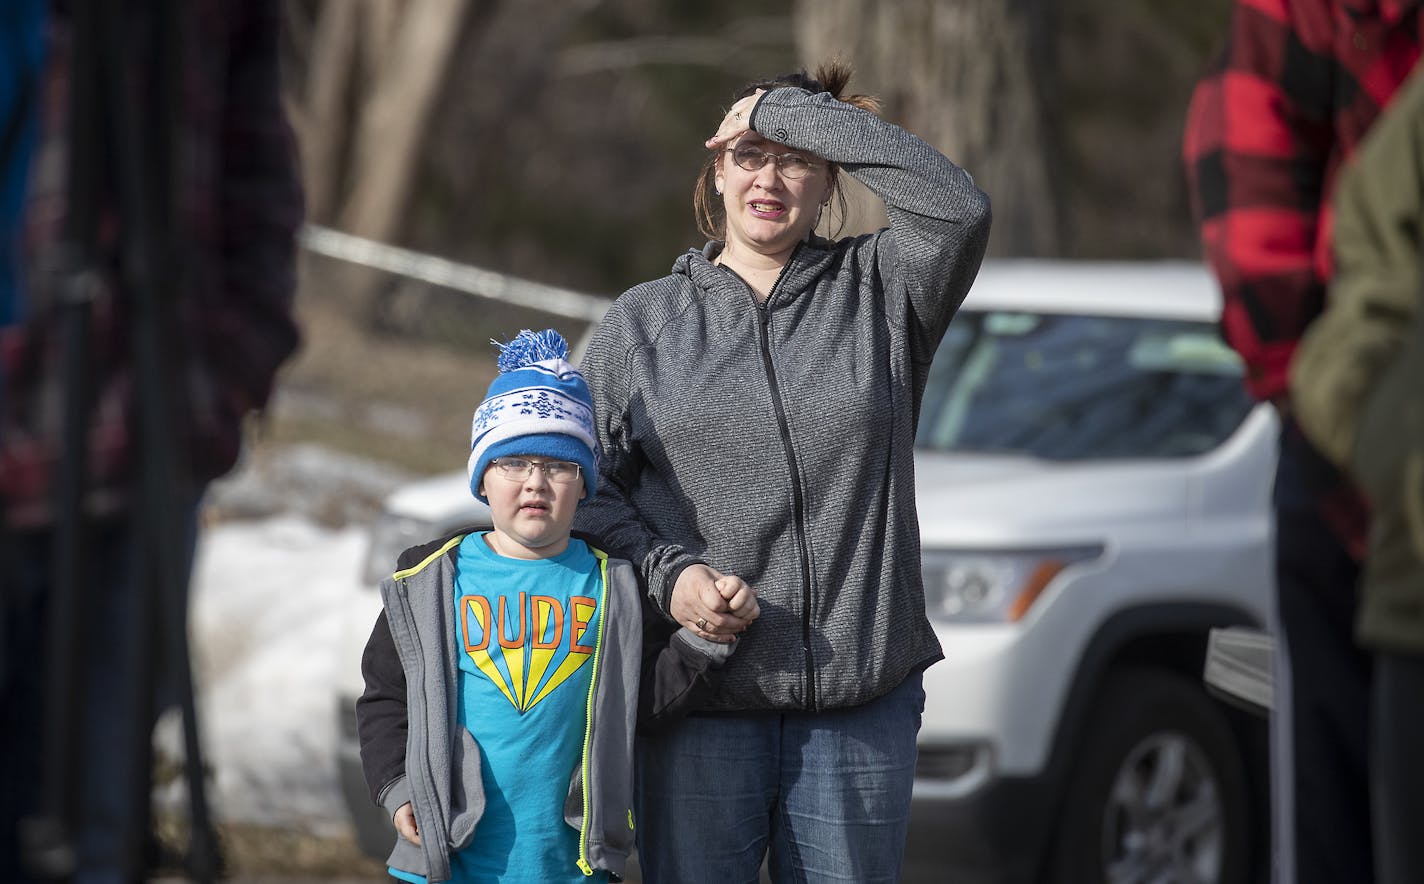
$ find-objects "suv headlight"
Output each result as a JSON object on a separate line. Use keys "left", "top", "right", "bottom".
{"left": 361, "top": 512, "right": 440, "bottom": 585}
{"left": 921, "top": 546, "right": 1103, "bottom": 624}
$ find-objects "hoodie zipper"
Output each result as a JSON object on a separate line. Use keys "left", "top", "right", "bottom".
{"left": 752, "top": 252, "right": 819, "bottom": 711}
{"left": 576, "top": 553, "right": 612, "bottom": 875}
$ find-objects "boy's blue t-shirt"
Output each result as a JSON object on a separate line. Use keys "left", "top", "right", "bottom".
{"left": 391, "top": 533, "right": 608, "bottom": 884}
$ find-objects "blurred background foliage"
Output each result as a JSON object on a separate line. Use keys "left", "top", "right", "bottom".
{"left": 267, "top": 0, "right": 1232, "bottom": 474}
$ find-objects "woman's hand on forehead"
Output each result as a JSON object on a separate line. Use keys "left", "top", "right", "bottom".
{"left": 706, "top": 90, "right": 764, "bottom": 151}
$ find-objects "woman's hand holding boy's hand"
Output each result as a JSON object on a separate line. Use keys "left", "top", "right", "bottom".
{"left": 394, "top": 802, "right": 421, "bottom": 845}
{"left": 672, "top": 563, "right": 758, "bottom": 643}
{"left": 715, "top": 574, "right": 760, "bottom": 624}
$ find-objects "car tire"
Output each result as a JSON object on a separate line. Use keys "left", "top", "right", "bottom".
{"left": 1048, "top": 666, "right": 1251, "bottom": 884}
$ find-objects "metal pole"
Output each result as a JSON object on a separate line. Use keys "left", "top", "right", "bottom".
{"left": 93, "top": 0, "right": 218, "bottom": 876}
{"left": 22, "top": 0, "right": 107, "bottom": 875}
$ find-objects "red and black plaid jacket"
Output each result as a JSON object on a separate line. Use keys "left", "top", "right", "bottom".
{"left": 0, "top": 0, "right": 301, "bottom": 529}
{"left": 1184, "top": 0, "right": 1423, "bottom": 558}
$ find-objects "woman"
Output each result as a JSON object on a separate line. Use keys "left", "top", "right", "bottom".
{"left": 575, "top": 61, "right": 991, "bottom": 883}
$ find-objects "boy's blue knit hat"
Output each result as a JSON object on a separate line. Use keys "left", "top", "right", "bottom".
{"left": 467, "top": 329, "right": 599, "bottom": 504}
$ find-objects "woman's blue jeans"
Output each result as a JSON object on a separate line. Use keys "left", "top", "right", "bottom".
{"left": 634, "top": 671, "right": 924, "bottom": 884}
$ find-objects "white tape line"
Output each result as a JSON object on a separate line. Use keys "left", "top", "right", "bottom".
{"left": 299, "top": 225, "right": 613, "bottom": 324}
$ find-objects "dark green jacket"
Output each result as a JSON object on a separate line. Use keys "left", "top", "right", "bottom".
{"left": 1293, "top": 67, "right": 1424, "bottom": 653}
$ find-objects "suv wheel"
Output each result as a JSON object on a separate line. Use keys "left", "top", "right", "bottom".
{"left": 1049, "top": 667, "right": 1250, "bottom": 884}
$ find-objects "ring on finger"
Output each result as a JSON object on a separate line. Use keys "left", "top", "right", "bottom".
{"left": 697, "top": 617, "right": 709, "bottom": 631}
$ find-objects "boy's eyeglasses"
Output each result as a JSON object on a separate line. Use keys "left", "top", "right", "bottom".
{"left": 491, "top": 457, "right": 582, "bottom": 484}
{"left": 727, "top": 143, "right": 820, "bottom": 179}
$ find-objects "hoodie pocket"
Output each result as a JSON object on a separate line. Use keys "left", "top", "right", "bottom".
{"left": 448, "top": 726, "right": 486, "bottom": 850}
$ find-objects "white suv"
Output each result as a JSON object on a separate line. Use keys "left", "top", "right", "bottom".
{"left": 334, "top": 261, "right": 1275, "bottom": 883}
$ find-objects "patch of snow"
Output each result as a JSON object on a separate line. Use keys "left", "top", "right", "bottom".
{"left": 156, "top": 512, "right": 368, "bottom": 838}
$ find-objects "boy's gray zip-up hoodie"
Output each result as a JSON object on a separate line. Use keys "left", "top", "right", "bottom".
{"left": 575, "top": 86, "right": 992, "bottom": 713}
{"left": 360, "top": 534, "right": 645, "bottom": 882}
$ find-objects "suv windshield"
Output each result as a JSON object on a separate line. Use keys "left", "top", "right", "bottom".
{"left": 916, "top": 310, "right": 1254, "bottom": 460}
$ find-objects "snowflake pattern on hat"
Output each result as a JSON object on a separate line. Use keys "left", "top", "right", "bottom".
{"left": 467, "top": 330, "right": 600, "bottom": 503}
{"left": 471, "top": 381, "right": 596, "bottom": 439}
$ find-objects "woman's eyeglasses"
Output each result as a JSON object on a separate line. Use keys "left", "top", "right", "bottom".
{"left": 727, "top": 143, "right": 820, "bottom": 180}
{"left": 490, "top": 457, "right": 582, "bottom": 484}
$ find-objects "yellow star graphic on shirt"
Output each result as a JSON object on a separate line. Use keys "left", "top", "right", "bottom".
{"left": 461, "top": 594, "right": 596, "bottom": 712}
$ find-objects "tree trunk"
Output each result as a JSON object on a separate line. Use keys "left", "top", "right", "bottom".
{"left": 287, "top": 0, "right": 483, "bottom": 308}
{"left": 291, "top": 1, "right": 361, "bottom": 224}
{"left": 794, "top": 0, "right": 1060, "bottom": 256}
{"left": 338, "top": 0, "right": 476, "bottom": 246}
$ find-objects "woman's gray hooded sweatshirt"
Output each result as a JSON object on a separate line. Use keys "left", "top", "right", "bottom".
{"left": 575, "top": 85, "right": 992, "bottom": 712}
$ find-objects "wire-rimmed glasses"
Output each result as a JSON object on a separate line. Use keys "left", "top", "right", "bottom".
{"left": 727, "top": 143, "right": 821, "bottom": 179}
{"left": 490, "top": 457, "right": 582, "bottom": 484}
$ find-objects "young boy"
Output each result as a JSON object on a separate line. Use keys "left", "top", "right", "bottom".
{"left": 356, "top": 329, "right": 746, "bottom": 883}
